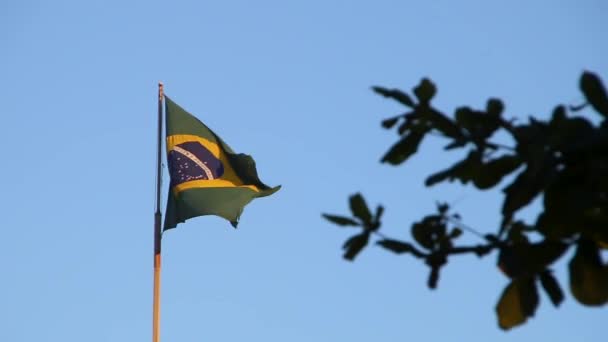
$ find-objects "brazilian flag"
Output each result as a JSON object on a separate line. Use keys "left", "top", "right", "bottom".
{"left": 163, "top": 96, "right": 280, "bottom": 230}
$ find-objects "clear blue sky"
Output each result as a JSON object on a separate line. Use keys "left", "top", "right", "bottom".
{"left": 1, "top": 1, "right": 606, "bottom": 341}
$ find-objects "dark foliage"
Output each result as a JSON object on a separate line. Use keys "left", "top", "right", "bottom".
{"left": 323, "top": 71, "right": 608, "bottom": 330}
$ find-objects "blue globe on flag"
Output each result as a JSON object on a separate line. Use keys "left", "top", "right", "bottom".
{"left": 167, "top": 141, "right": 225, "bottom": 187}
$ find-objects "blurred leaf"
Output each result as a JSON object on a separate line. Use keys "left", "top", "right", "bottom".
{"left": 484, "top": 233, "right": 499, "bottom": 243}
{"left": 455, "top": 107, "right": 495, "bottom": 139}
{"left": 449, "top": 228, "right": 462, "bottom": 239}
{"left": 502, "top": 163, "right": 555, "bottom": 217}
{"left": 569, "top": 102, "right": 587, "bottom": 112}
{"left": 496, "top": 277, "right": 539, "bottom": 330}
{"left": 539, "top": 161, "right": 601, "bottom": 240}
{"left": 520, "top": 277, "right": 540, "bottom": 320}
{"left": 381, "top": 131, "right": 425, "bottom": 165}
{"left": 374, "top": 205, "right": 384, "bottom": 222}
{"left": 422, "top": 108, "right": 463, "bottom": 139}
{"left": 437, "top": 202, "right": 449, "bottom": 214}
{"left": 455, "top": 106, "right": 476, "bottom": 128}
{"left": 444, "top": 140, "right": 468, "bottom": 150}
{"left": 496, "top": 281, "right": 525, "bottom": 329}
{"left": 552, "top": 105, "right": 567, "bottom": 121}
{"left": 377, "top": 239, "right": 423, "bottom": 257}
{"left": 349, "top": 193, "right": 372, "bottom": 224}
{"left": 397, "top": 121, "right": 408, "bottom": 135}
{"left": 580, "top": 71, "right": 608, "bottom": 117}
{"left": 507, "top": 222, "right": 531, "bottom": 243}
{"left": 498, "top": 241, "right": 568, "bottom": 278}
{"left": 425, "top": 151, "right": 481, "bottom": 186}
{"left": 569, "top": 239, "right": 608, "bottom": 306}
{"left": 412, "top": 222, "right": 434, "bottom": 250}
{"left": 342, "top": 232, "right": 371, "bottom": 261}
{"left": 413, "top": 78, "right": 437, "bottom": 104}
{"left": 512, "top": 119, "right": 549, "bottom": 160}
{"left": 322, "top": 214, "right": 360, "bottom": 227}
{"left": 411, "top": 216, "right": 445, "bottom": 250}
{"left": 528, "top": 240, "right": 569, "bottom": 271}
{"left": 539, "top": 270, "right": 564, "bottom": 307}
{"left": 381, "top": 116, "right": 401, "bottom": 129}
{"left": 497, "top": 246, "right": 523, "bottom": 278}
{"left": 474, "top": 155, "right": 522, "bottom": 189}
{"left": 547, "top": 109, "right": 594, "bottom": 150}
{"left": 486, "top": 98, "right": 505, "bottom": 116}
{"left": 373, "top": 86, "right": 415, "bottom": 107}
{"left": 536, "top": 210, "right": 578, "bottom": 240}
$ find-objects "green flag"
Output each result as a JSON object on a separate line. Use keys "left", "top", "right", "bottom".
{"left": 163, "top": 96, "right": 280, "bottom": 229}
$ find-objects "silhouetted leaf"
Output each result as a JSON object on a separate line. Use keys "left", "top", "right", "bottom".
{"left": 496, "top": 280, "right": 525, "bottom": 329}
{"left": 412, "top": 222, "right": 434, "bottom": 249}
{"left": 497, "top": 241, "right": 568, "bottom": 278}
{"left": 381, "top": 116, "right": 401, "bottom": 129}
{"left": 455, "top": 106, "right": 502, "bottom": 145}
{"left": 322, "top": 214, "right": 360, "bottom": 227}
{"left": 343, "top": 232, "right": 371, "bottom": 261}
{"left": 377, "top": 239, "right": 423, "bottom": 257}
{"left": 413, "top": 78, "right": 437, "bottom": 104}
{"left": 512, "top": 118, "right": 549, "bottom": 158}
{"left": 502, "top": 163, "right": 555, "bottom": 217}
{"left": 484, "top": 234, "right": 499, "bottom": 243}
{"left": 374, "top": 205, "right": 384, "bottom": 222}
{"left": 444, "top": 140, "right": 467, "bottom": 150}
{"left": 425, "top": 151, "right": 481, "bottom": 186}
{"left": 397, "top": 121, "right": 408, "bottom": 135}
{"left": 547, "top": 109, "right": 595, "bottom": 150}
{"left": 580, "top": 71, "right": 608, "bottom": 117}
{"left": 411, "top": 216, "right": 445, "bottom": 250}
{"left": 425, "top": 168, "right": 455, "bottom": 187}
{"left": 539, "top": 270, "right": 564, "bottom": 307}
{"left": 474, "top": 155, "right": 522, "bottom": 189}
{"left": 520, "top": 277, "right": 539, "bottom": 318}
{"left": 536, "top": 211, "right": 576, "bottom": 240}
{"left": 486, "top": 98, "right": 505, "bottom": 116}
{"left": 382, "top": 115, "right": 403, "bottom": 129}
{"left": 372, "top": 86, "right": 415, "bottom": 107}
{"left": 528, "top": 240, "right": 569, "bottom": 271}
{"left": 496, "top": 277, "right": 538, "bottom": 330}
{"left": 569, "top": 102, "right": 587, "bottom": 112}
{"left": 552, "top": 105, "right": 567, "bottom": 121}
{"left": 569, "top": 239, "right": 608, "bottom": 306}
{"left": 449, "top": 228, "right": 462, "bottom": 239}
{"left": 349, "top": 193, "right": 372, "bottom": 225}
{"left": 381, "top": 131, "right": 425, "bottom": 165}
{"left": 422, "top": 108, "right": 463, "bottom": 139}
{"left": 497, "top": 246, "right": 523, "bottom": 278}
{"left": 502, "top": 174, "right": 536, "bottom": 216}
{"left": 539, "top": 162, "right": 600, "bottom": 240}
{"left": 436, "top": 202, "right": 449, "bottom": 214}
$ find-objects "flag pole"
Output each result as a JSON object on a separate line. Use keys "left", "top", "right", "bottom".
{"left": 153, "top": 82, "right": 164, "bottom": 342}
